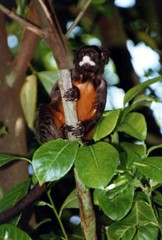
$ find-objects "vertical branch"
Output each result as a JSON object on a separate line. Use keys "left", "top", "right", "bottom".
{"left": 12, "top": 2, "right": 40, "bottom": 91}
{"left": 0, "top": 12, "right": 12, "bottom": 79}
{"left": 74, "top": 169, "right": 97, "bottom": 240}
{"left": 58, "top": 69, "right": 78, "bottom": 140}
{"left": 0, "top": 1, "right": 40, "bottom": 193}
{"left": 34, "top": 1, "right": 97, "bottom": 239}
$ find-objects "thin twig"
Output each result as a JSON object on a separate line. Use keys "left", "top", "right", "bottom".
{"left": 0, "top": 4, "right": 46, "bottom": 37}
{"left": 37, "top": 0, "right": 53, "bottom": 25}
{"left": 66, "top": 0, "right": 92, "bottom": 37}
{"left": 47, "top": 190, "right": 68, "bottom": 240}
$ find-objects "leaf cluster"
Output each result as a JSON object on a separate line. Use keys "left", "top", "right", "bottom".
{"left": 0, "top": 77, "right": 162, "bottom": 239}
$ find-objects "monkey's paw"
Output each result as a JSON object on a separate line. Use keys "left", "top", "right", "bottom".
{"left": 63, "top": 86, "right": 79, "bottom": 101}
{"left": 72, "top": 122, "right": 85, "bottom": 138}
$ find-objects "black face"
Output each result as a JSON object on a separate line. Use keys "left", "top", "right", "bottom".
{"left": 74, "top": 45, "right": 109, "bottom": 74}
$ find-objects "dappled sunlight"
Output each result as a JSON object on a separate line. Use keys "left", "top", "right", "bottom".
{"left": 114, "top": 0, "right": 136, "bottom": 8}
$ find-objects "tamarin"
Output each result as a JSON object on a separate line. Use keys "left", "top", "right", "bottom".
{"left": 0, "top": 46, "right": 109, "bottom": 224}
{"left": 37, "top": 45, "right": 109, "bottom": 144}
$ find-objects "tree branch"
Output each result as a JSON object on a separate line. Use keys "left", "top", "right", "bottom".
{"left": 74, "top": 169, "right": 97, "bottom": 240}
{"left": 0, "top": 12, "right": 12, "bottom": 79}
{"left": 66, "top": 0, "right": 92, "bottom": 37}
{"left": 0, "top": 184, "right": 46, "bottom": 224}
{"left": 0, "top": 2, "right": 97, "bottom": 238}
{"left": 35, "top": 1, "right": 97, "bottom": 239}
{"left": 0, "top": 3, "right": 45, "bottom": 37}
{"left": 12, "top": 1, "right": 40, "bottom": 90}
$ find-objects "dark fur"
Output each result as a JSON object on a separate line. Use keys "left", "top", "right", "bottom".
{"left": 37, "top": 45, "right": 109, "bottom": 143}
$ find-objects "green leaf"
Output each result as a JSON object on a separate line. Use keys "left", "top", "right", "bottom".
{"left": 0, "top": 154, "right": 20, "bottom": 167}
{"left": 108, "top": 201, "right": 159, "bottom": 240}
{"left": 0, "top": 125, "right": 7, "bottom": 136}
{"left": 153, "top": 193, "right": 162, "bottom": 206}
{"left": 107, "top": 223, "right": 136, "bottom": 240}
{"left": 0, "top": 224, "right": 32, "bottom": 239}
{"left": 59, "top": 189, "right": 78, "bottom": 217}
{"left": 95, "top": 185, "right": 134, "bottom": 220}
{"left": 0, "top": 180, "right": 30, "bottom": 212}
{"left": 121, "top": 227, "right": 136, "bottom": 240}
{"left": 75, "top": 142, "right": 119, "bottom": 189}
{"left": 20, "top": 74, "right": 37, "bottom": 128}
{"left": 123, "top": 200, "right": 158, "bottom": 226}
{"left": 117, "top": 112, "right": 147, "bottom": 140}
{"left": 122, "top": 95, "right": 155, "bottom": 119}
{"left": 0, "top": 154, "right": 30, "bottom": 167}
{"left": 108, "top": 223, "right": 159, "bottom": 240}
{"left": 93, "top": 109, "right": 120, "bottom": 141}
{"left": 133, "top": 224, "right": 159, "bottom": 240}
{"left": 147, "top": 144, "right": 162, "bottom": 156}
{"left": 37, "top": 71, "right": 58, "bottom": 95}
{"left": 123, "top": 76, "right": 162, "bottom": 105}
{"left": 120, "top": 142, "right": 146, "bottom": 158}
{"left": 0, "top": 181, "right": 30, "bottom": 224}
{"left": 32, "top": 139, "right": 78, "bottom": 185}
{"left": 125, "top": 151, "right": 142, "bottom": 170}
{"left": 134, "top": 157, "right": 162, "bottom": 183}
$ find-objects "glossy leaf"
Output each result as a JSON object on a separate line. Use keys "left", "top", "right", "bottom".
{"left": 20, "top": 74, "right": 37, "bottom": 128}
{"left": 153, "top": 193, "right": 162, "bottom": 206}
{"left": 0, "top": 180, "right": 30, "bottom": 224}
{"left": 95, "top": 185, "right": 134, "bottom": 220}
{"left": 123, "top": 200, "right": 158, "bottom": 226}
{"left": 75, "top": 142, "right": 119, "bottom": 188}
{"left": 117, "top": 112, "right": 147, "bottom": 140}
{"left": 0, "top": 180, "right": 30, "bottom": 212}
{"left": 122, "top": 95, "right": 155, "bottom": 119}
{"left": 134, "top": 157, "right": 162, "bottom": 183}
{"left": 0, "top": 154, "right": 30, "bottom": 167}
{"left": 108, "top": 222, "right": 159, "bottom": 240}
{"left": 32, "top": 139, "right": 78, "bottom": 185}
{"left": 59, "top": 189, "right": 78, "bottom": 217}
{"left": 93, "top": 109, "right": 120, "bottom": 141}
{"left": 37, "top": 71, "right": 58, "bottom": 95}
{"left": 0, "top": 154, "right": 20, "bottom": 167}
{"left": 0, "top": 224, "right": 31, "bottom": 239}
{"left": 133, "top": 224, "right": 159, "bottom": 240}
{"left": 123, "top": 76, "right": 162, "bottom": 105}
{"left": 120, "top": 142, "right": 146, "bottom": 158}
{"left": 108, "top": 200, "right": 159, "bottom": 240}
{"left": 121, "top": 227, "right": 136, "bottom": 240}
{"left": 107, "top": 223, "right": 136, "bottom": 240}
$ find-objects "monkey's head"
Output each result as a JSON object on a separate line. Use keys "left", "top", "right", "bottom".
{"left": 73, "top": 45, "right": 109, "bottom": 75}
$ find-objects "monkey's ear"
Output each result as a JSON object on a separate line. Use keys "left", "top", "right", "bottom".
{"left": 101, "top": 49, "right": 110, "bottom": 65}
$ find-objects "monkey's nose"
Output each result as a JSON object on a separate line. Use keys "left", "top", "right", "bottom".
{"left": 79, "top": 56, "right": 96, "bottom": 66}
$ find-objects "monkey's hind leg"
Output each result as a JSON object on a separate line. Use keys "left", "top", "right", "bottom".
{"left": 36, "top": 105, "right": 62, "bottom": 144}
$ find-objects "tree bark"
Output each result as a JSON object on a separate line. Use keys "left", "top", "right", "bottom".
{"left": 0, "top": 1, "right": 39, "bottom": 193}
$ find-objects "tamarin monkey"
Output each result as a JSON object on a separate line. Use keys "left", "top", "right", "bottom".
{"left": 0, "top": 45, "right": 109, "bottom": 224}
{"left": 37, "top": 45, "right": 109, "bottom": 143}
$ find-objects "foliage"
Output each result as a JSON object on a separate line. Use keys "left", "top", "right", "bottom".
{"left": 1, "top": 0, "right": 162, "bottom": 239}
{"left": 1, "top": 77, "right": 162, "bottom": 239}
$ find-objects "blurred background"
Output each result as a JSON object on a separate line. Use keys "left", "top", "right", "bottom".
{"left": 5, "top": 0, "right": 162, "bottom": 143}
{"left": 1, "top": 0, "right": 162, "bottom": 237}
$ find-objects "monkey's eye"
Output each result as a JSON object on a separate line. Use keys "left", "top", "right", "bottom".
{"left": 79, "top": 52, "right": 84, "bottom": 58}
{"left": 90, "top": 51, "right": 94, "bottom": 57}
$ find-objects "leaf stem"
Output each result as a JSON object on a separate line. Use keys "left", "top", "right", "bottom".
{"left": 66, "top": 0, "right": 92, "bottom": 37}
{"left": 47, "top": 190, "right": 68, "bottom": 240}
